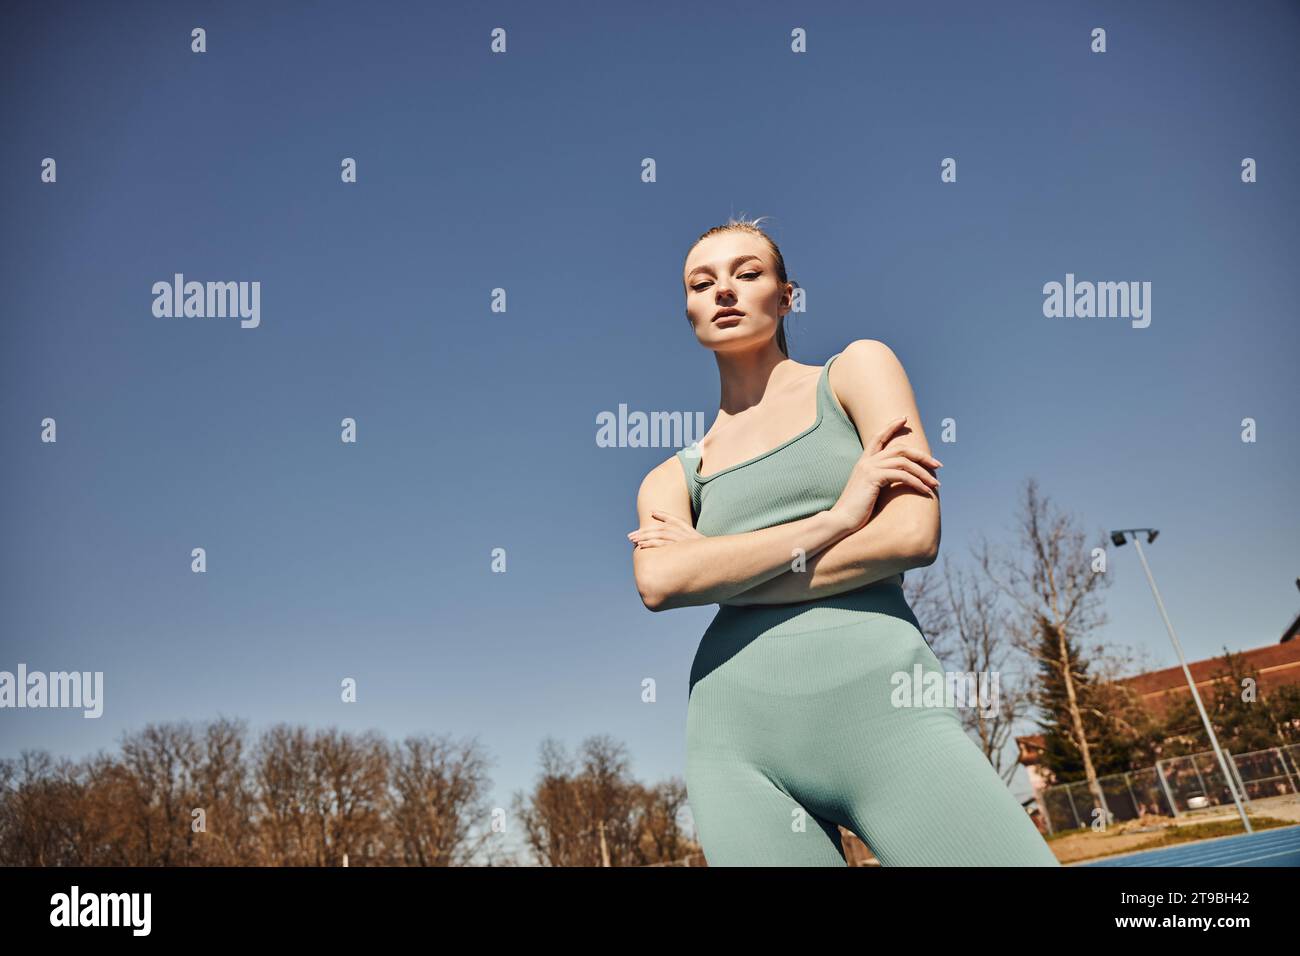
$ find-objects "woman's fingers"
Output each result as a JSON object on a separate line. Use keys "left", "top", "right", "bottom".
{"left": 868, "top": 417, "right": 908, "bottom": 454}
{"left": 629, "top": 527, "right": 684, "bottom": 543}
{"left": 650, "top": 510, "right": 690, "bottom": 527}
{"left": 628, "top": 511, "right": 692, "bottom": 540}
{"left": 867, "top": 427, "right": 945, "bottom": 471}
{"left": 892, "top": 445, "right": 943, "bottom": 469}
{"left": 878, "top": 467, "right": 935, "bottom": 496}
{"left": 880, "top": 455, "right": 940, "bottom": 487}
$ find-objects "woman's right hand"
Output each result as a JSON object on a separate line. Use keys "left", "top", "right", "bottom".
{"left": 830, "top": 417, "right": 942, "bottom": 534}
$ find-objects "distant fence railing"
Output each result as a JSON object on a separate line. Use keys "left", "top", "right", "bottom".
{"left": 1037, "top": 743, "right": 1300, "bottom": 834}
{"left": 641, "top": 852, "right": 706, "bottom": 867}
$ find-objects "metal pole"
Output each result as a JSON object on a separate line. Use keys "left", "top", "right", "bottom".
{"left": 1094, "top": 778, "right": 1113, "bottom": 829}
{"left": 1123, "top": 771, "right": 1139, "bottom": 819}
{"left": 1130, "top": 536, "right": 1252, "bottom": 832}
{"left": 1039, "top": 794, "right": 1056, "bottom": 836}
{"left": 1190, "top": 754, "right": 1210, "bottom": 803}
{"left": 1276, "top": 746, "right": 1299, "bottom": 795}
{"left": 1064, "top": 784, "right": 1082, "bottom": 831}
{"left": 1224, "top": 751, "right": 1252, "bottom": 806}
{"left": 1287, "top": 745, "right": 1300, "bottom": 786}
{"left": 1154, "top": 758, "right": 1181, "bottom": 818}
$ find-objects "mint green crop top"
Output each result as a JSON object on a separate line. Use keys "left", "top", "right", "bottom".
{"left": 674, "top": 351, "right": 905, "bottom": 584}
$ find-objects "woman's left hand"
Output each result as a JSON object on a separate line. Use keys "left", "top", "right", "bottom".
{"left": 627, "top": 511, "right": 704, "bottom": 548}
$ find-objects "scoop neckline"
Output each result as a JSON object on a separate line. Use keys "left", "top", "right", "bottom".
{"left": 689, "top": 355, "right": 833, "bottom": 483}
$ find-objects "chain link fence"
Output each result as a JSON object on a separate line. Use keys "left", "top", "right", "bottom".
{"left": 1037, "top": 743, "right": 1300, "bottom": 834}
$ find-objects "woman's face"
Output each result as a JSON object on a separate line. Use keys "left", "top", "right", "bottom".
{"left": 683, "top": 231, "right": 789, "bottom": 350}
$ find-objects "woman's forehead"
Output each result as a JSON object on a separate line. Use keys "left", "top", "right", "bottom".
{"left": 685, "top": 234, "right": 769, "bottom": 273}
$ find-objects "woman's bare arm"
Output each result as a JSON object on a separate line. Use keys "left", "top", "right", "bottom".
{"left": 723, "top": 339, "right": 942, "bottom": 605}
{"left": 721, "top": 484, "right": 937, "bottom": 605}
{"left": 631, "top": 458, "right": 857, "bottom": 611}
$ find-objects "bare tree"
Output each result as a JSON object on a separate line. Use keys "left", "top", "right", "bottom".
{"left": 974, "top": 478, "right": 1119, "bottom": 818}
{"left": 387, "top": 733, "right": 496, "bottom": 866}
{"left": 0, "top": 751, "right": 74, "bottom": 865}
{"left": 513, "top": 737, "right": 587, "bottom": 866}
{"left": 78, "top": 751, "right": 144, "bottom": 866}
{"left": 901, "top": 563, "right": 953, "bottom": 660}
{"left": 189, "top": 716, "right": 258, "bottom": 864}
{"left": 252, "top": 725, "right": 390, "bottom": 866}
{"left": 311, "top": 728, "right": 389, "bottom": 866}
{"left": 513, "top": 735, "right": 680, "bottom": 866}
{"left": 933, "top": 555, "right": 1037, "bottom": 782}
{"left": 632, "top": 777, "right": 694, "bottom": 864}
{"left": 253, "top": 724, "right": 319, "bottom": 865}
{"left": 119, "top": 722, "right": 204, "bottom": 865}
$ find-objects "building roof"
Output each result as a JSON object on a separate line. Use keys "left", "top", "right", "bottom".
{"left": 1016, "top": 604, "right": 1300, "bottom": 763}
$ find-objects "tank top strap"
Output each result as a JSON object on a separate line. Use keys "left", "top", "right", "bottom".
{"left": 818, "top": 351, "right": 856, "bottom": 434}
{"left": 675, "top": 443, "right": 704, "bottom": 521}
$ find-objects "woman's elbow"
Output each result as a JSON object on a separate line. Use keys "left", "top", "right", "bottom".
{"left": 639, "top": 583, "right": 665, "bottom": 612}
{"left": 634, "top": 558, "right": 669, "bottom": 612}
{"left": 910, "top": 518, "right": 941, "bottom": 566}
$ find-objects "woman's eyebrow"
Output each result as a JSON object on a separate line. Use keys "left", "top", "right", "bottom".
{"left": 686, "top": 255, "right": 762, "bottom": 279}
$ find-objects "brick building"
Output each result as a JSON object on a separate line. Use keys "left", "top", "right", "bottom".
{"left": 1017, "top": 586, "right": 1300, "bottom": 816}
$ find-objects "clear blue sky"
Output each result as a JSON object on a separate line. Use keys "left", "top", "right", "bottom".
{"left": 2, "top": 0, "right": 1297, "bottom": 860}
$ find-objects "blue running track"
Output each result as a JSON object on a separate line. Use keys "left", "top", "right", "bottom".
{"left": 1077, "top": 823, "right": 1300, "bottom": 866}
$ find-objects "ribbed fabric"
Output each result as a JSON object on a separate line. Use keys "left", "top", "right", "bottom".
{"left": 677, "top": 352, "right": 874, "bottom": 537}
{"left": 675, "top": 352, "right": 1059, "bottom": 867}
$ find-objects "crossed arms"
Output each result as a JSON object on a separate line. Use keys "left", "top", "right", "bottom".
{"left": 630, "top": 340, "right": 940, "bottom": 612}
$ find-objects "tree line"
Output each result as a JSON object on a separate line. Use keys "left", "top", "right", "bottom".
{"left": 0, "top": 722, "right": 695, "bottom": 866}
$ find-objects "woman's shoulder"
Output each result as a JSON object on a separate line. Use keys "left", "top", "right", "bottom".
{"left": 832, "top": 338, "right": 910, "bottom": 381}
{"left": 837, "top": 338, "right": 899, "bottom": 364}
{"left": 635, "top": 447, "right": 699, "bottom": 514}
{"left": 828, "top": 340, "right": 912, "bottom": 415}
{"left": 641, "top": 445, "right": 699, "bottom": 484}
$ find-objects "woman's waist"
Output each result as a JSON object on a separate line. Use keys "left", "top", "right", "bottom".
{"left": 705, "top": 576, "right": 917, "bottom": 640}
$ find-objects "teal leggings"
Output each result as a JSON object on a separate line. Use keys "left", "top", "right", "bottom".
{"left": 685, "top": 582, "right": 1060, "bottom": 866}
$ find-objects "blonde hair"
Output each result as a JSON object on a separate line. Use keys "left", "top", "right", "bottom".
{"left": 687, "top": 215, "right": 795, "bottom": 357}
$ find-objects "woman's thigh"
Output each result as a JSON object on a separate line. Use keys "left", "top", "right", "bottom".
{"left": 685, "top": 749, "right": 847, "bottom": 866}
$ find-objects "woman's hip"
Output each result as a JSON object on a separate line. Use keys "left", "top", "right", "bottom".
{"left": 705, "top": 579, "right": 925, "bottom": 643}
{"left": 687, "top": 581, "right": 943, "bottom": 709}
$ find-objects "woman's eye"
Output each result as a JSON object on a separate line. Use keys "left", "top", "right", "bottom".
{"left": 690, "top": 273, "right": 757, "bottom": 291}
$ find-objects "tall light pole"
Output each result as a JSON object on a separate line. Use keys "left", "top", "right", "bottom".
{"left": 1110, "top": 527, "right": 1252, "bottom": 833}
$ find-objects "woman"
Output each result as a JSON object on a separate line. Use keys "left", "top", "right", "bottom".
{"left": 628, "top": 217, "right": 1060, "bottom": 867}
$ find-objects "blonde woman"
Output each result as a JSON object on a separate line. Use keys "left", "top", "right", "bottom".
{"left": 629, "top": 218, "right": 1059, "bottom": 866}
